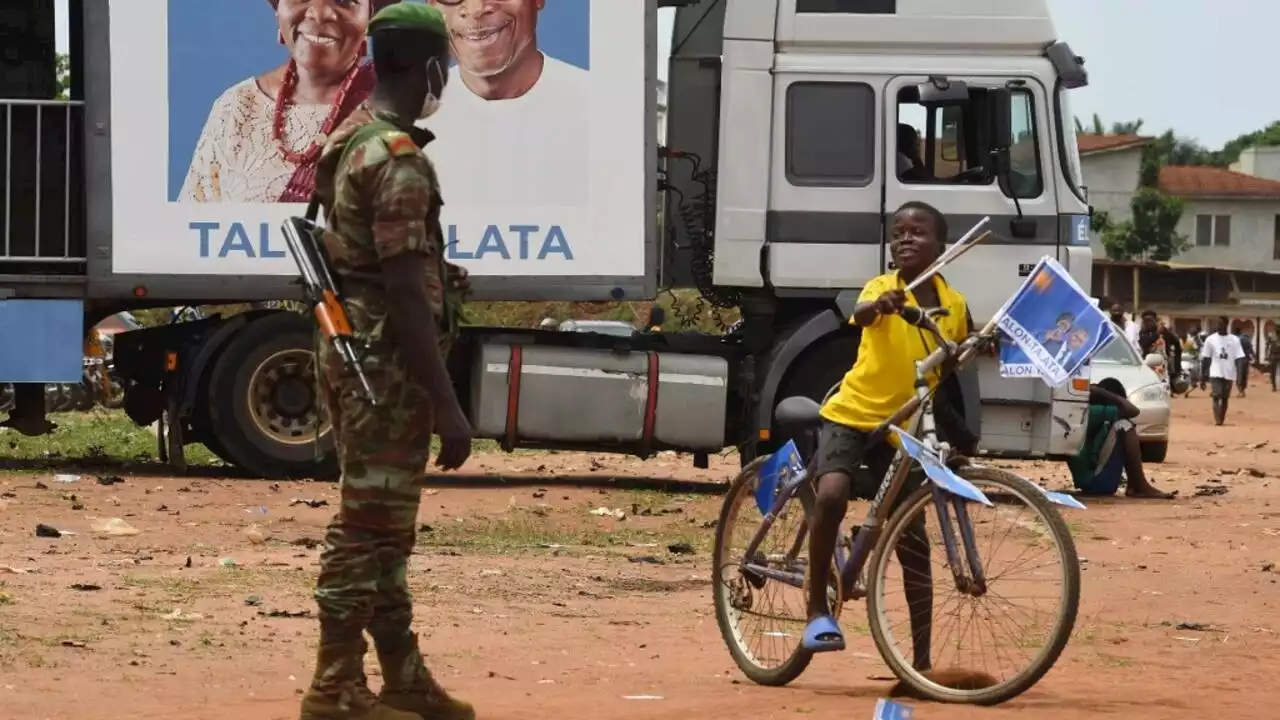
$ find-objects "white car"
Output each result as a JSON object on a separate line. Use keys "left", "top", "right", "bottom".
{"left": 1090, "top": 334, "right": 1171, "bottom": 463}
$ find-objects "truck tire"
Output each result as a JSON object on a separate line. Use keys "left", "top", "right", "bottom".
{"left": 206, "top": 312, "right": 337, "bottom": 480}
{"left": 758, "top": 330, "right": 860, "bottom": 464}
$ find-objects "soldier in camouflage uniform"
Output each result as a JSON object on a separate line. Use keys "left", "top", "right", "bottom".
{"left": 302, "top": 5, "right": 475, "bottom": 720}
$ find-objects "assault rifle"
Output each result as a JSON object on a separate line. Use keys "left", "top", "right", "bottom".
{"left": 282, "top": 200, "right": 379, "bottom": 405}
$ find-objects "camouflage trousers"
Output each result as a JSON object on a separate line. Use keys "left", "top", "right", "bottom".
{"left": 314, "top": 349, "right": 434, "bottom": 653}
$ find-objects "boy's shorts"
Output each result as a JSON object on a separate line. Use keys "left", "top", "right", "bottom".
{"left": 1210, "top": 377, "right": 1233, "bottom": 399}
{"left": 813, "top": 421, "right": 907, "bottom": 500}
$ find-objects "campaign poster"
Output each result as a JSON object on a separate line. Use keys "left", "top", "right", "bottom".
{"left": 107, "top": 0, "right": 646, "bottom": 278}
{"left": 995, "top": 257, "right": 1115, "bottom": 387}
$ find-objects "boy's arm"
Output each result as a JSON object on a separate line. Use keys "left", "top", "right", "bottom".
{"left": 851, "top": 277, "right": 902, "bottom": 327}
{"left": 1088, "top": 384, "right": 1140, "bottom": 419}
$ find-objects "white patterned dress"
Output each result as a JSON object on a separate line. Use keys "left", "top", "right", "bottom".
{"left": 179, "top": 78, "right": 332, "bottom": 204}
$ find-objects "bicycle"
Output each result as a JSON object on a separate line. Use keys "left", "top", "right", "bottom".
{"left": 713, "top": 306, "right": 1084, "bottom": 705}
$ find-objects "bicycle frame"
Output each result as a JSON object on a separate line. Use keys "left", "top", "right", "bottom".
{"left": 739, "top": 317, "right": 995, "bottom": 601}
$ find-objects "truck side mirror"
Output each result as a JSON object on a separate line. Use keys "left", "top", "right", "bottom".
{"left": 987, "top": 88, "right": 1013, "bottom": 151}
{"left": 915, "top": 76, "right": 969, "bottom": 105}
{"left": 982, "top": 88, "right": 1013, "bottom": 178}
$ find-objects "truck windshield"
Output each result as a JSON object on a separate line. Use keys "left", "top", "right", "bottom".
{"left": 1056, "top": 85, "right": 1086, "bottom": 202}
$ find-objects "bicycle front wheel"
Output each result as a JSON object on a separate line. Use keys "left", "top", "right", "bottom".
{"left": 865, "top": 464, "right": 1080, "bottom": 705}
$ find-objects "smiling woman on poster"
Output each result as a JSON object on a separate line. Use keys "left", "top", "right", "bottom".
{"left": 424, "top": 0, "right": 589, "bottom": 207}
{"left": 179, "top": 0, "right": 395, "bottom": 204}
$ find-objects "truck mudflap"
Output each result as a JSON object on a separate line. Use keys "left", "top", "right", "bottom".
{"left": 472, "top": 341, "right": 729, "bottom": 456}
{"left": 0, "top": 299, "right": 84, "bottom": 383}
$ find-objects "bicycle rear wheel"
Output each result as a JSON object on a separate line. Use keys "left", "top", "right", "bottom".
{"left": 865, "top": 464, "right": 1080, "bottom": 705}
{"left": 712, "top": 456, "right": 842, "bottom": 686}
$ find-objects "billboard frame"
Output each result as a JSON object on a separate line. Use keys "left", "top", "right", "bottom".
{"left": 82, "top": 1, "right": 659, "bottom": 303}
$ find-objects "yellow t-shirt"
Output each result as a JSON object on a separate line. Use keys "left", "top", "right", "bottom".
{"left": 819, "top": 272, "right": 970, "bottom": 431}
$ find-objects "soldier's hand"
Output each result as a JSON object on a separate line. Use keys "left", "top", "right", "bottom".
{"left": 435, "top": 403, "right": 473, "bottom": 471}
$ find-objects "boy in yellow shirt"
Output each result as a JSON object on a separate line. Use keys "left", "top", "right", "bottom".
{"left": 803, "top": 201, "right": 977, "bottom": 672}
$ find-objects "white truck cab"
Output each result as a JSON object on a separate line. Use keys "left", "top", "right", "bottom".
{"left": 666, "top": 0, "right": 1095, "bottom": 458}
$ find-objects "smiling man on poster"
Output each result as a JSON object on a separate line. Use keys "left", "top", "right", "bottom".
{"left": 424, "top": 0, "right": 588, "bottom": 208}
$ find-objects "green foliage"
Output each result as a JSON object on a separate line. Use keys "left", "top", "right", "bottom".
{"left": 1090, "top": 209, "right": 1112, "bottom": 234}
{"left": 463, "top": 290, "right": 739, "bottom": 334}
{"left": 1146, "top": 129, "right": 1214, "bottom": 167}
{"left": 1216, "top": 120, "right": 1280, "bottom": 166}
{"left": 1095, "top": 188, "right": 1189, "bottom": 262}
{"left": 0, "top": 409, "right": 220, "bottom": 469}
{"left": 55, "top": 53, "right": 70, "bottom": 100}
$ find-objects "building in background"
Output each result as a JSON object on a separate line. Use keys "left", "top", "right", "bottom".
{"left": 1080, "top": 137, "right": 1280, "bottom": 359}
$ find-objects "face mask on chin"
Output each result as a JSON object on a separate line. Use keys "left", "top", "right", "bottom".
{"left": 416, "top": 56, "right": 447, "bottom": 120}
{"left": 419, "top": 92, "right": 440, "bottom": 119}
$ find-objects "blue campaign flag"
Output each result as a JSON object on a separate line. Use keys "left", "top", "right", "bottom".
{"left": 1043, "top": 489, "right": 1089, "bottom": 510}
{"left": 873, "top": 698, "right": 915, "bottom": 720}
{"left": 756, "top": 439, "right": 806, "bottom": 515}
{"left": 995, "top": 257, "right": 1116, "bottom": 387}
{"left": 889, "top": 427, "right": 993, "bottom": 507}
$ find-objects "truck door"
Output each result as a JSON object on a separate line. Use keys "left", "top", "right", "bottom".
{"left": 882, "top": 74, "right": 1059, "bottom": 319}
{"left": 882, "top": 74, "right": 1071, "bottom": 454}
{"left": 765, "top": 73, "right": 886, "bottom": 290}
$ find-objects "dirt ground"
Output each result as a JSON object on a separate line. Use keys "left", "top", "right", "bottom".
{"left": 2, "top": 386, "right": 1280, "bottom": 720}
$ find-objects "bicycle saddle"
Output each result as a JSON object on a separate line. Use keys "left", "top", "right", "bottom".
{"left": 775, "top": 395, "right": 823, "bottom": 428}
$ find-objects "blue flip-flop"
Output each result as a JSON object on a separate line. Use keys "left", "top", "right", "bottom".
{"left": 802, "top": 615, "right": 846, "bottom": 652}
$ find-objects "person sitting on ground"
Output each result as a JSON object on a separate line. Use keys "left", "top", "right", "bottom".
{"left": 802, "top": 200, "right": 982, "bottom": 671}
{"left": 1067, "top": 378, "right": 1175, "bottom": 499}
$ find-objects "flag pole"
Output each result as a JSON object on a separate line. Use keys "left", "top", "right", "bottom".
{"left": 904, "top": 216, "right": 992, "bottom": 293}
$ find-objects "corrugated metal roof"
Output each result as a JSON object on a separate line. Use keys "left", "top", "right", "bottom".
{"left": 1094, "top": 257, "right": 1280, "bottom": 277}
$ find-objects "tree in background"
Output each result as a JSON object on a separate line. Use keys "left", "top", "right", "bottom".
{"left": 1085, "top": 127, "right": 1190, "bottom": 261}
{"left": 1093, "top": 187, "right": 1189, "bottom": 262}
{"left": 1078, "top": 115, "right": 1280, "bottom": 168}
{"left": 56, "top": 52, "right": 70, "bottom": 100}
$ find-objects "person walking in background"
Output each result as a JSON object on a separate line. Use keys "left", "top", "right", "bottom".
{"left": 1201, "top": 317, "right": 1246, "bottom": 426}
{"left": 1234, "top": 327, "right": 1254, "bottom": 397}
{"left": 1107, "top": 300, "right": 1139, "bottom": 351}
{"left": 1268, "top": 334, "right": 1280, "bottom": 392}
{"left": 1137, "top": 311, "right": 1180, "bottom": 384}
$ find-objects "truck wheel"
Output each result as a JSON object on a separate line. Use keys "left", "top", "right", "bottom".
{"left": 206, "top": 312, "right": 337, "bottom": 480}
{"left": 749, "top": 330, "right": 860, "bottom": 467}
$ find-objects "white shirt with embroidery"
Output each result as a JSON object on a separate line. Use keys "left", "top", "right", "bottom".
{"left": 180, "top": 78, "right": 330, "bottom": 204}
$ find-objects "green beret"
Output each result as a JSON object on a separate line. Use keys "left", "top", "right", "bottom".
{"left": 368, "top": 2, "right": 448, "bottom": 37}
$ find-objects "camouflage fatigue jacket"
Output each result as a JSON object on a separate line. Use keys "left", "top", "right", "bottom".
{"left": 312, "top": 110, "right": 452, "bottom": 397}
